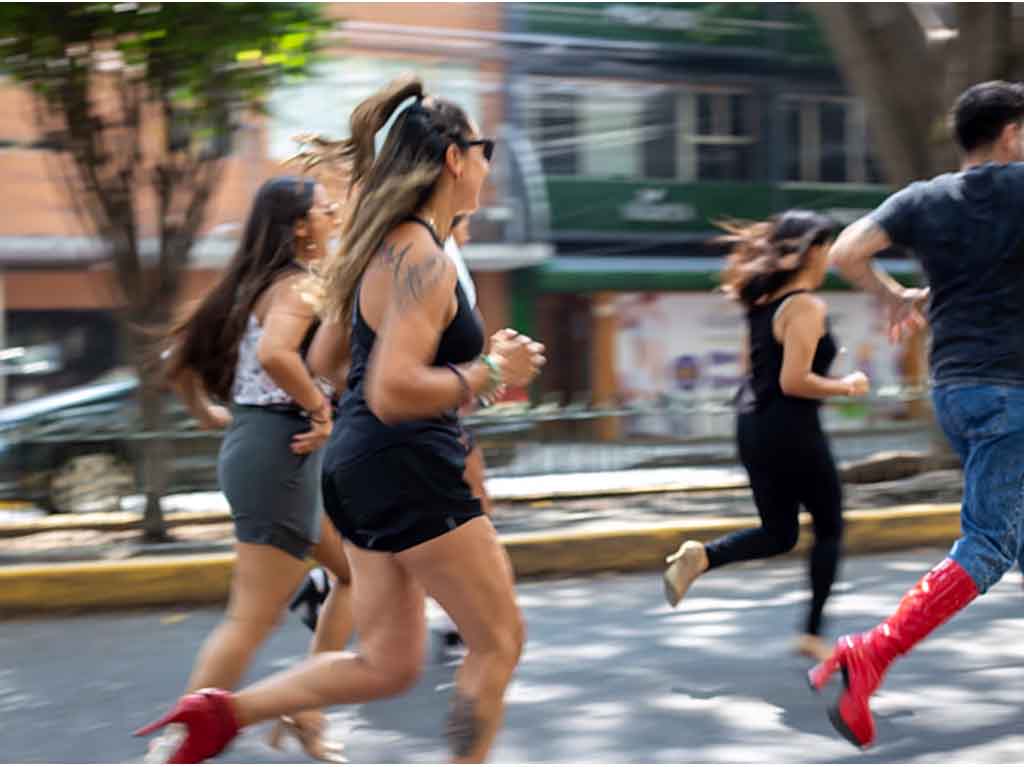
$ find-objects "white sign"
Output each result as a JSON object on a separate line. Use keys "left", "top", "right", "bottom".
{"left": 620, "top": 188, "right": 696, "bottom": 223}
{"left": 614, "top": 291, "right": 907, "bottom": 436}
{"left": 605, "top": 5, "right": 697, "bottom": 31}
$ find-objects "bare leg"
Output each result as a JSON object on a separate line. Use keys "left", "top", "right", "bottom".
{"left": 268, "top": 515, "right": 355, "bottom": 759}
{"left": 186, "top": 542, "right": 308, "bottom": 693}
{"left": 310, "top": 514, "right": 355, "bottom": 652}
{"left": 399, "top": 517, "right": 525, "bottom": 763}
{"left": 231, "top": 541, "right": 426, "bottom": 725}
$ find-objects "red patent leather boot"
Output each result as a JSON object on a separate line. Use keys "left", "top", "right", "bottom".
{"left": 808, "top": 558, "right": 977, "bottom": 748}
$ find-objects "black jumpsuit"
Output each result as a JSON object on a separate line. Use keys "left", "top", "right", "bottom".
{"left": 704, "top": 290, "right": 844, "bottom": 636}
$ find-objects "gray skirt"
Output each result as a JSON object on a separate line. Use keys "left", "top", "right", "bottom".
{"left": 217, "top": 405, "right": 323, "bottom": 560}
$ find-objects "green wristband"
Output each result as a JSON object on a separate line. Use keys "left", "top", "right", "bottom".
{"left": 479, "top": 354, "right": 503, "bottom": 393}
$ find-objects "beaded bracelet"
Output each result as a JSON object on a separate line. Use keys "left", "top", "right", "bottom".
{"left": 309, "top": 404, "right": 332, "bottom": 425}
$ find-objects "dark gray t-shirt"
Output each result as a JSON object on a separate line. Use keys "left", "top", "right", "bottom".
{"left": 871, "top": 162, "right": 1024, "bottom": 386}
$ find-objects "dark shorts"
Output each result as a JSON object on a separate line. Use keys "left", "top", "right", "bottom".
{"left": 322, "top": 442, "right": 482, "bottom": 553}
{"left": 218, "top": 405, "right": 323, "bottom": 560}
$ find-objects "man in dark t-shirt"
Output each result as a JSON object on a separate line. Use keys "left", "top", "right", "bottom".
{"left": 807, "top": 81, "right": 1024, "bottom": 748}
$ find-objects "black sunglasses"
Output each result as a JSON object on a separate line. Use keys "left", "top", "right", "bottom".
{"left": 463, "top": 138, "right": 495, "bottom": 162}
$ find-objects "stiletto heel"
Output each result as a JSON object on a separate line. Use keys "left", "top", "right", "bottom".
{"left": 136, "top": 708, "right": 182, "bottom": 737}
{"left": 266, "top": 713, "right": 346, "bottom": 762}
{"left": 663, "top": 540, "right": 706, "bottom": 607}
{"left": 134, "top": 688, "right": 240, "bottom": 763}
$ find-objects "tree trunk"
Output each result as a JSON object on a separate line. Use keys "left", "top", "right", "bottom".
{"left": 811, "top": 3, "right": 957, "bottom": 184}
{"left": 126, "top": 259, "right": 184, "bottom": 543}
{"left": 139, "top": 373, "right": 171, "bottom": 542}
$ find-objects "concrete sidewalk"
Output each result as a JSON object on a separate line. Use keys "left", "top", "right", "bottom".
{"left": 0, "top": 465, "right": 750, "bottom": 540}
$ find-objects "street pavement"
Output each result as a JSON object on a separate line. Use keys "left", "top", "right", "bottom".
{"left": 2, "top": 547, "right": 1022, "bottom": 763}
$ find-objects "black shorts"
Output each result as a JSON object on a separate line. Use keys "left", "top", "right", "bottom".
{"left": 322, "top": 442, "right": 483, "bottom": 552}
{"left": 462, "top": 425, "right": 476, "bottom": 452}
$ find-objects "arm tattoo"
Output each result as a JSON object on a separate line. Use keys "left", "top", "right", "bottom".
{"left": 445, "top": 690, "right": 481, "bottom": 758}
{"left": 398, "top": 252, "right": 445, "bottom": 306}
{"left": 377, "top": 241, "right": 412, "bottom": 270}
{"left": 376, "top": 241, "right": 447, "bottom": 308}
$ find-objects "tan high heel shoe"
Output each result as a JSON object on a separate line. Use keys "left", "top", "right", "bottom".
{"left": 793, "top": 633, "right": 832, "bottom": 662}
{"left": 663, "top": 540, "right": 707, "bottom": 607}
{"left": 267, "top": 712, "right": 346, "bottom": 763}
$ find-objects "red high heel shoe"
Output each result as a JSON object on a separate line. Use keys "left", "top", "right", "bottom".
{"left": 135, "top": 688, "right": 240, "bottom": 763}
{"left": 807, "top": 558, "right": 977, "bottom": 748}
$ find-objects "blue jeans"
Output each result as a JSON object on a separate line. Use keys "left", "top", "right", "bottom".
{"left": 933, "top": 384, "right": 1024, "bottom": 593}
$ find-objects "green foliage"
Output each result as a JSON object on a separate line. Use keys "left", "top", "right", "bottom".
{"left": 0, "top": 2, "right": 328, "bottom": 152}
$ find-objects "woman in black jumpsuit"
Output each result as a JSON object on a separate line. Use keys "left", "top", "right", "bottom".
{"left": 663, "top": 210, "right": 871, "bottom": 661}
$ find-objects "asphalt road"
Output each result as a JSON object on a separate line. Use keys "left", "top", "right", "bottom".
{"left": 2, "top": 546, "right": 1021, "bottom": 763}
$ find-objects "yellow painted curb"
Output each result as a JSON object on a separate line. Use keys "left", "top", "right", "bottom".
{"left": 0, "top": 553, "right": 236, "bottom": 616}
{"left": 503, "top": 504, "right": 962, "bottom": 578}
{"left": 0, "top": 500, "right": 33, "bottom": 510}
{"left": 0, "top": 504, "right": 962, "bottom": 616}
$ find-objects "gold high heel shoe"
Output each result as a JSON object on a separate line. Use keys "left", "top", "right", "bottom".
{"left": 663, "top": 540, "right": 707, "bottom": 607}
{"left": 267, "top": 712, "right": 346, "bottom": 763}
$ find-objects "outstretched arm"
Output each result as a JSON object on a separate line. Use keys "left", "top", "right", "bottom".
{"left": 830, "top": 217, "right": 928, "bottom": 343}
{"left": 830, "top": 218, "right": 908, "bottom": 304}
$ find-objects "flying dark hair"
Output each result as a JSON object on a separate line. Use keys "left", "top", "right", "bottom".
{"left": 717, "top": 209, "right": 839, "bottom": 308}
{"left": 164, "top": 176, "right": 316, "bottom": 401}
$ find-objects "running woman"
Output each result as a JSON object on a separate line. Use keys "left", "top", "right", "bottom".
{"left": 664, "top": 210, "right": 870, "bottom": 661}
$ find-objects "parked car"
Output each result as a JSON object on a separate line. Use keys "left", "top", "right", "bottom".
{"left": 0, "top": 369, "right": 529, "bottom": 514}
{"left": 0, "top": 369, "right": 221, "bottom": 514}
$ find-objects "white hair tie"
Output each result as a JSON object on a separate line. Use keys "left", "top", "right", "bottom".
{"left": 374, "top": 95, "right": 420, "bottom": 156}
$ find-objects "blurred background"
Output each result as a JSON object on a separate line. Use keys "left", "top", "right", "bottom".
{"left": 0, "top": 2, "right": 994, "bottom": 525}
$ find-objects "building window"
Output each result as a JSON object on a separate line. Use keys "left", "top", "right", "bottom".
{"left": 642, "top": 90, "right": 677, "bottom": 180}
{"left": 534, "top": 91, "right": 580, "bottom": 176}
{"left": 783, "top": 102, "right": 802, "bottom": 182}
{"left": 696, "top": 92, "right": 714, "bottom": 136}
{"left": 525, "top": 78, "right": 756, "bottom": 182}
{"left": 527, "top": 78, "right": 646, "bottom": 178}
{"left": 783, "top": 95, "right": 884, "bottom": 184}
{"left": 579, "top": 85, "right": 639, "bottom": 177}
{"left": 689, "top": 90, "right": 755, "bottom": 181}
{"left": 819, "top": 100, "right": 847, "bottom": 182}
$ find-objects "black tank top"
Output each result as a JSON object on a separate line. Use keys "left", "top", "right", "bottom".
{"left": 742, "top": 289, "right": 838, "bottom": 412}
{"left": 329, "top": 218, "right": 485, "bottom": 464}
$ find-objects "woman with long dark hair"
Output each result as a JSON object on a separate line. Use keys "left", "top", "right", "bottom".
{"left": 663, "top": 210, "right": 870, "bottom": 661}
{"left": 137, "top": 76, "right": 545, "bottom": 764}
{"left": 154, "top": 176, "right": 353, "bottom": 761}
